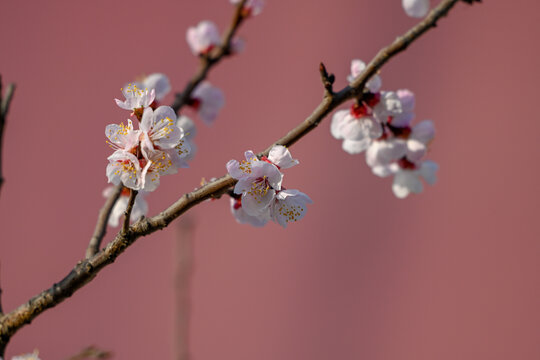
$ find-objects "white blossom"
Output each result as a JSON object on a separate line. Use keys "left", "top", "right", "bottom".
{"left": 227, "top": 150, "right": 283, "bottom": 214}
{"left": 191, "top": 81, "right": 225, "bottom": 125}
{"left": 347, "top": 59, "right": 382, "bottom": 93}
{"left": 186, "top": 20, "right": 221, "bottom": 55}
{"left": 270, "top": 190, "right": 312, "bottom": 228}
{"left": 115, "top": 83, "right": 155, "bottom": 113}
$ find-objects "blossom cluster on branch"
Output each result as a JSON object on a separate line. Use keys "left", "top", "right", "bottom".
{"left": 331, "top": 60, "right": 438, "bottom": 198}
{"left": 227, "top": 146, "right": 312, "bottom": 228}
{"left": 0, "top": 0, "right": 484, "bottom": 357}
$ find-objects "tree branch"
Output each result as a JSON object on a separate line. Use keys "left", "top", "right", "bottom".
{"left": 0, "top": 75, "right": 16, "bottom": 197}
{"left": 122, "top": 189, "right": 138, "bottom": 234}
{"left": 170, "top": 0, "right": 248, "bottom": 113}
{"left": 86, "top": 184, "right": 123, "bottom": 259}
{"left": 0, "top": 0, "right": 473, "bottom": 348}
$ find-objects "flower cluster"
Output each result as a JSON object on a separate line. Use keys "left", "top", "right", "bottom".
{"left": 331, "top": 59, "right": 438, "bottom": 198}
{"left": 106, "top": 82, "right": 191, "bottom": 192}
{"left": 227, "top": 146, "right": 312, "bottom": 228}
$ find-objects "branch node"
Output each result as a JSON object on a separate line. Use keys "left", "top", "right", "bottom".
{"left": 319, "top": 62, "right": 334, "bottom": 95}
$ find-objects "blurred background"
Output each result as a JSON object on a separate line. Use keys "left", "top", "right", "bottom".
{"left": 1, "top": 0, "right": 539, "bottom": 359}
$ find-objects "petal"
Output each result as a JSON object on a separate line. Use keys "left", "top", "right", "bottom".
{"left": 342, "top": 138, "right": 371, "bottom": 154}
{"left": 419, "top": 160, "right": 439, "bottom": 185}
{"left": 392, "top": 170, "right": 423, "bottom": 199}
{"left": 402, "top": 0, "right": 430, "bottom": 18}
{"left": 268, "top": 145, "right": 299, "bottom": 169}
{"left": 143, "top": 73, "right": 171, "bottom": 101}
{"left": 411, "top": 120, "right": 435, "bottom": 144}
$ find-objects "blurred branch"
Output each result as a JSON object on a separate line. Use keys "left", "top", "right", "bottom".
{"left": 0, "top": 75, "right": 16, "bottom": 197}
{"left": 0, "top": 0, "right": 476, "bottom": 349}
{"left": 174, "top": 217, "right": 195, "bottom": 360}
{"left": 66, "top": 346, "right": 112, "bottom": 360}
{"left": 86, "top": 184, "right": 123, "bottom": 259}
{"left": 170, "top": 0, "right": 247, "bottom": 113}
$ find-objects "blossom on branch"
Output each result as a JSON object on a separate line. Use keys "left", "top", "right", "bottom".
{"left": 115, "top": 83, "right": 155, "bottom": 118}
{"left": 190, "top": 81, "right": 225, "bottom": 125}
{"left": 227, "top": 146, "right": 311, "bottom": 228}
{"left": 186, "top": 20, "right": 221, "bottom": 55}
{"left": 230, "top": 0, "right": 265, "bottom": 16}
{"left": 106, "top": 105, "right": 191, "bottom": 192}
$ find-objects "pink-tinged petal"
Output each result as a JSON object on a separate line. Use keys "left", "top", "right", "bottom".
{"left": 347, "top": 59, "right": 381, "bottom": 92}
{"left": 242, "top": 189, "right": 275, "bottom": 215}
{"left": 244, "top": 150, "right": 257, "bottom": 162}
{"left": 186, "top": 20, "right": 221, "bottom": 55}
{"left": 106, "top": 151, "right": 141, "bottom": 190}
{"left": 251, "top": 161, "right": 283, "bottom": 190}
{"left": 374, "top": 91, "right": 402, "bottom": 121}
{"left": 143, "top": 73, "right": 171, "bottom": 101}
{"left": 268, "top": 145, "right": 299, "bottom": 169}
{"left": 271, "top": 189, "right": 312, "bottom": 228}
{"left": 419, "top": 160, "right": 439, "bottom": 185}
{"left": 230, "top": 198, "right": 269, "bottom": 227}
{"left": 342, "top": 138, "right": 371, "bottom": 154}
{"left": 340, "top": 115, "right": 380, "bottom": 141}
{"left": 371, "top": 163, "right": 400, "bottom": 178}
{"left": 366, "top": 139, "right": 407, "bottom": 167}
{"left": 397, "top": 89, "right": 415, "bottom": 112}
{"left": 140, "top": 107, "right": 154, "bottom": 132}
{"left": 227, "top": 159, "right": 244, "bottom": 180}
{"left": 402, "top": 0, "right": 430, "bottom": 18}
{"left": 330, "top": 110, "right": 349, "bottom": 139}
{"left": 411, "top": 120, "right": 435, "bottom": 144}
{"left": 177, "top": 115, "right": 197, "bottom": 139}
{"left": 392, "top": 170, "right": 423, "bottom": 199}
{"left": 406, "top": 139, "right": 427, "bottom": 163}
{"left": 193, "top": 82, "right": 225, "bottom": 125}
{"left": 390, "top": 112, "right": 415, "bottom": 128}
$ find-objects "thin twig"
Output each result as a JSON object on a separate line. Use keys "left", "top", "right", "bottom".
{"left": 170, "top": 0, "right": 248, "bottom": 114}
{"left": 85, "top": 184, "right": 123, "bottom": 259}
{"left": 66, "top": 346, "right": 112, "bottom": 360}
{"left": 319, "top": 62, "right": 335, "bottom": 95}
{"left": 0, "top": 263, "right": 4, "bottom": 316}
{"left": 0, "top": 0, "right": 474, "bottom": 348}
{"left": 0, "top": 75, "right": 16, "bottom": 196}
{"left": 122, "top": 189, "right": 138, "bottom": 234}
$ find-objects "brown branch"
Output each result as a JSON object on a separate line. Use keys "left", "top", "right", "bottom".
{"left": 0, "top": 0, "right": 473, "bottom": 349}
{"left": 66, "top": 346, "right": 112, "bottom": 360}
{"left": 85, "top": 184, "right": 123, "bottom": 259}
{"left": 122, "top": 189, "right": 138, "bottom": 234}
{"left": 0, "top": 264, "right": 4, "bottom": 316}
{"left": 0, "top": 75, "right": 16, "bottom": 197}
{"left": 170, "top": 0, "right": 248, "bottom": 114}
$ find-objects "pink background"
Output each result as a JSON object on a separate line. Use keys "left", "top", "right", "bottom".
{"left": 1, "top": 0, "right": 539, "bottom": 359}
